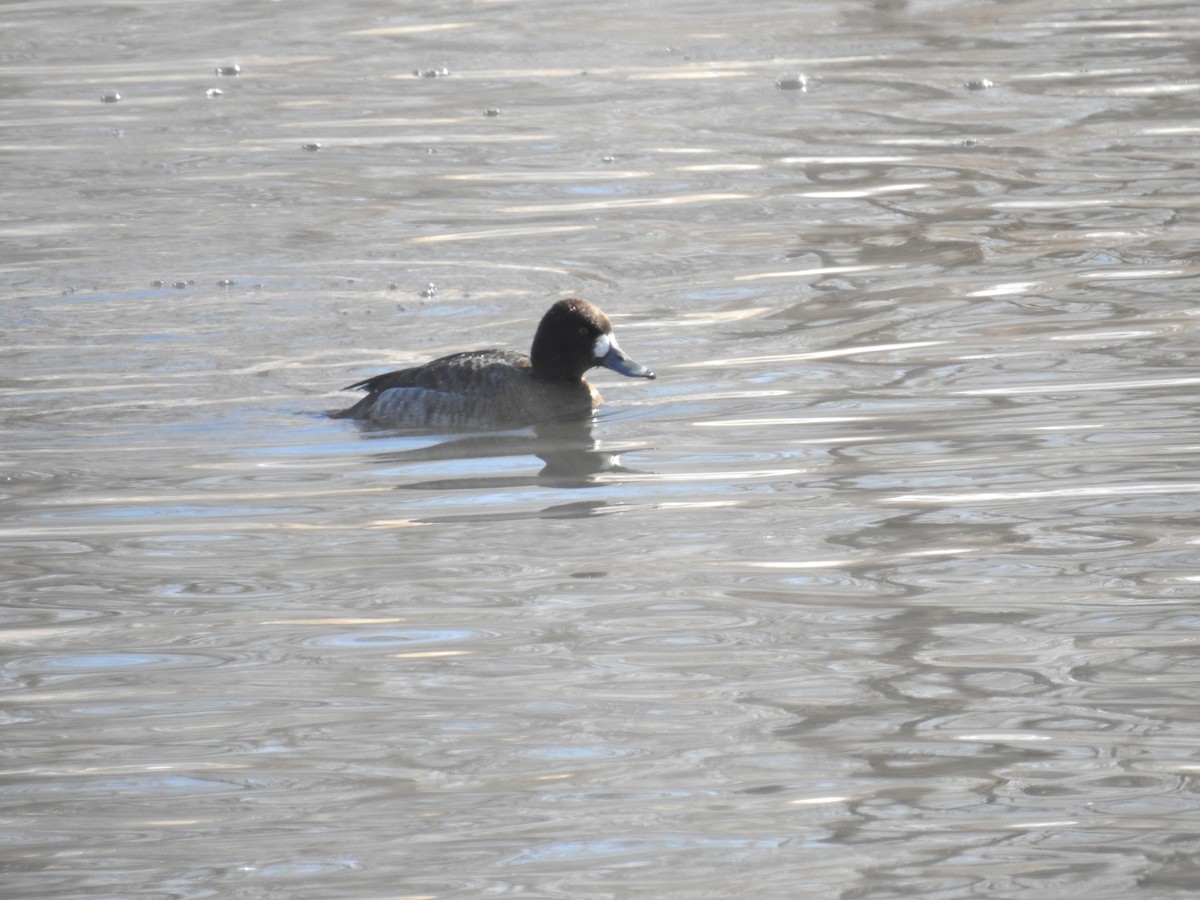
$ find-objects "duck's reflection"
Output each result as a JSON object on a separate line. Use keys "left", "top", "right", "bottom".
{"left": 356, "top": 419, "right": 636, "bottom": 490}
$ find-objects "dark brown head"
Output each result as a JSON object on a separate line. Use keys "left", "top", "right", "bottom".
{"left": 529, "top": 299, "right": 655, "bottom": 382}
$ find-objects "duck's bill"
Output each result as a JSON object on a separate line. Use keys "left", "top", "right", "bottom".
{"left": 597, "top": 335, "right": 656, "bottom": 379}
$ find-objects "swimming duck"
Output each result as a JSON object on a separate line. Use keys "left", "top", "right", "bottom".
{"left": 332, "top": 298, "right": 655, "bottom": 430}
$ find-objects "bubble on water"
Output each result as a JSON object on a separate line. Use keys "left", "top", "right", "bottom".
{"left": 217, "top": 279, "right": 235, "bottom": 287}
{"left": 216, "top": 64, "right": 241, "bottom": 77}
{"left": 206, "top": 87, "right": 224, "bottom": 99}
{"left": 420, "top": 282, "right": 438, "bottom": 298}
{"left": 965, "top": 78, "right": 994, "bottom": 91}
{"left": 484, "top": 107, "right": 500, "bottom": 117}
{"left": 775, "top": 74, "right": 809, "bottom": 92}
{"left": 414, "top": 67, "right": 449, "bottom": 78}
{"left": 301, "top": 142, "right": 322, "bottom": 152}
{"left": 601, "top": 155, "right": 616, "bottom": 164}
{"left": 100, "top": 91, "right": 121, "bottom": 103}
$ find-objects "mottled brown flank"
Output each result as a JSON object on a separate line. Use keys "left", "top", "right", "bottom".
{"left": 333, "top": 349, "right": 601, "bottom": 429}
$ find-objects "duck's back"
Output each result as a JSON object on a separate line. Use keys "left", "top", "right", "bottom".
{"left": 335, "top": 349, "right": 598, "bottom": 429}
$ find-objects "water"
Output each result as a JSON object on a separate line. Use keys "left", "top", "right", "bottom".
{"left": 4, "top": 0, "right": 1200, "bottom": 897}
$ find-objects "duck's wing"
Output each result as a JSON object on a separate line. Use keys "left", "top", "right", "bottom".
{"left": 332, "top": 350, "right": 533, "bottom": 425}
{"left": 342, "top": 350, "right": 528, "bottom": 394}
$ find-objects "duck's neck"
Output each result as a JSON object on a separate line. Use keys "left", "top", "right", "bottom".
{"left": 530, "top": 329, "right": 588, "bottom": 381}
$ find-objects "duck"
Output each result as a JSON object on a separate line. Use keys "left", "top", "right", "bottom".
{"left": 332, "top": 298, "right": 655, "bottom": 430}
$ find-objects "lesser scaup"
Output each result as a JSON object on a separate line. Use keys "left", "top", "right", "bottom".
{"left": 332, "top": 298, "right": 655, "bottom": 430}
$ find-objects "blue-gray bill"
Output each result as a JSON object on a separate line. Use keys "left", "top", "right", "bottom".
{"left": 601, "top": 343, "right": 655, "bottom": 379}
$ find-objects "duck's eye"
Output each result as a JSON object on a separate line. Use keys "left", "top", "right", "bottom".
{"left": 578, "top": 327, "right": 589, "bottom": 336}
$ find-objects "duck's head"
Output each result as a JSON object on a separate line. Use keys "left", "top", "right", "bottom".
{"left": 530, "top": 298, "right": 656, "bottom": 382}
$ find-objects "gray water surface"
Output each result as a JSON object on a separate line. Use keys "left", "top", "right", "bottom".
{"left": 5, "top": 1, "right": 1200, "bottom": 897}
